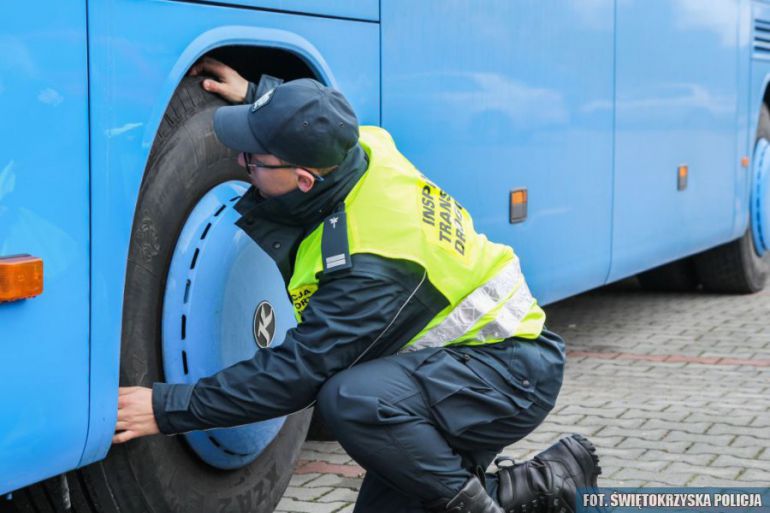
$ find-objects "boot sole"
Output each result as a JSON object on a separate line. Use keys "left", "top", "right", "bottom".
{"left": 567, "top": 434, "right": 602, "bottom": 487}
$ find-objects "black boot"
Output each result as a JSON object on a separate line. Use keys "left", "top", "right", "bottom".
{"left": 495, "top": 434, "right": 601, "bottom": 513}
{"left": 427, "top": 475, "right": 504, "bottom": 513}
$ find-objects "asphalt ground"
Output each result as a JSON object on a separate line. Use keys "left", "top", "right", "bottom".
{"left": 276, "top": 278, "right": 770, "bottom": 512}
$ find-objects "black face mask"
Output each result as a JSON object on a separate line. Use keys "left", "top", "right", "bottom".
{"left": 245, "top": 144, "right": 368, "bottom": 228}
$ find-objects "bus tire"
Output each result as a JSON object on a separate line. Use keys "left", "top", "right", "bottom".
{"left": 4, "top": 77, "right": 311, "bottom": 513}
{"left": 693, "top": 103, "right": 770, "bottom": 294}
{"left": 693, "top": 228, "right": 768, "bottom": 294}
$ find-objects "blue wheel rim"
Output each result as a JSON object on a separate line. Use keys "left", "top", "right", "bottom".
{"left": 162, "top": 180, "right": 295, "bottom": 469}
{"left": 752, "top": 139, "right": 770, "bottom": 255}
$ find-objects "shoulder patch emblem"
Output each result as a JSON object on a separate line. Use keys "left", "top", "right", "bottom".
{"left": 250, "top": 88, "right": 275, "bottom": 112}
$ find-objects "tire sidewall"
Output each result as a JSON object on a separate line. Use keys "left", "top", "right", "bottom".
{"left": 740, "top": 214, "right": 769, "bottom": 292}
{"left": 114, "top": 102, "right": 310, "bottom": 513}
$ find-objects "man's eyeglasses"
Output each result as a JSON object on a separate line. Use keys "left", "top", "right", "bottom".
{"left": 241, "top": 152, "right": 325, "bottom": 183}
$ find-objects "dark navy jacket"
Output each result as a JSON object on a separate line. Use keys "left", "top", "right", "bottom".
{"left": 151, "top": 76, "right": 559, "bottom": 435}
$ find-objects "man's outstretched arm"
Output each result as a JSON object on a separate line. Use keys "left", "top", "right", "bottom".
{"left": 114, "top": 255, "right": 447, "bottom": 443}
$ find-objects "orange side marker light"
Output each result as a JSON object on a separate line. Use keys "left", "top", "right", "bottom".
{"left": 677, "top": 165, "right": 688, "bottom": 191}
{"left": 509, "top": 188, "right": 528, "bottom": 223}
{"left": 0, "top": 255, "right": 44, "bottom": 303}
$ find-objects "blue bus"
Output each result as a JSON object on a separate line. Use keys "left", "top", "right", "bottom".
{"left": 2, "top": 0, "right": 769, "bottom": 511}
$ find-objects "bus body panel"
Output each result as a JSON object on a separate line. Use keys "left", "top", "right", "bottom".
{"left": 3, "top": 0, "right": 768, "bottom": 494}
{"left": 81, "top": 0, "right": 379, "bottom": 466}
{"left": 381, "top": 0, "right": 615, "bottom": 305}
{"left": 0, "top": 0, "right": 90, "bottom": 494}
{"left": 609, "top": 0, "right": 743, "bottom": 282}
{"left": 734, "top": 0, "right": 753, "bottom": 240}
{"left": 170, "top": 0, "right": 379, "bottom": 22}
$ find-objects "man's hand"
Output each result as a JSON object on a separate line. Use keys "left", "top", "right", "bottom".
{"left": 189, "top": 57, "right": 249, "bottom": 103}
{"left": 113, "top": 386, "right": 160, "bottom": 443}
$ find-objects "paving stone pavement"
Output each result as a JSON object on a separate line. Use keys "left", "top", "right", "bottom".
{"left": 276, "top": 278, "right": 770, "bottom": 512}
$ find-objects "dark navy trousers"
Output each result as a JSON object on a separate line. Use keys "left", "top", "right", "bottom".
{"left": 315, "top": 328, "right": 566, "bottom": 512}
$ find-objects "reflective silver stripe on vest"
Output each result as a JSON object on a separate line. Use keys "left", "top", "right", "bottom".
{"left": 403, "top": 259, "right": 530, "bottom": 351}
{"left": 476, "top": 281, "right": 535, "bottom": 341}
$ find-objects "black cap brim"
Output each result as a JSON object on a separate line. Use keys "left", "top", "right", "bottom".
{"left": 213, "top": 104, "right": 269, "bottom": 154}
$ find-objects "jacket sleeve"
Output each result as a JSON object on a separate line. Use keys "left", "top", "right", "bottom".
{"left": 151, "top": 255, "right": 446, "bottom": 435}
{"left": 245, "top": 73, "right": 284, "bottom": 104}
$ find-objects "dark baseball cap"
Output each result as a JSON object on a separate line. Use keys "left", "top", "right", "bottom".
{"left": 213, "top": 78, "right": 359, "bottom": 169}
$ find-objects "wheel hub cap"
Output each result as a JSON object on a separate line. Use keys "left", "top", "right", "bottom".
{"left": 162, "top": 181, "right": 295, "bottom": 469}
{"left": 752, "top": 139, "right": 770, "bottom": 255}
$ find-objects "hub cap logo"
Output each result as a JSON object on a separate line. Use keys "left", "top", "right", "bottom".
{"left": 253, "top": 301, "right": 276, "bottom": 348}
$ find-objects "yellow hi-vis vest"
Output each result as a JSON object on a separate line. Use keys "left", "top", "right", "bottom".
{"left": 288, "top": 126, "right": 545, "bottom": 350}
